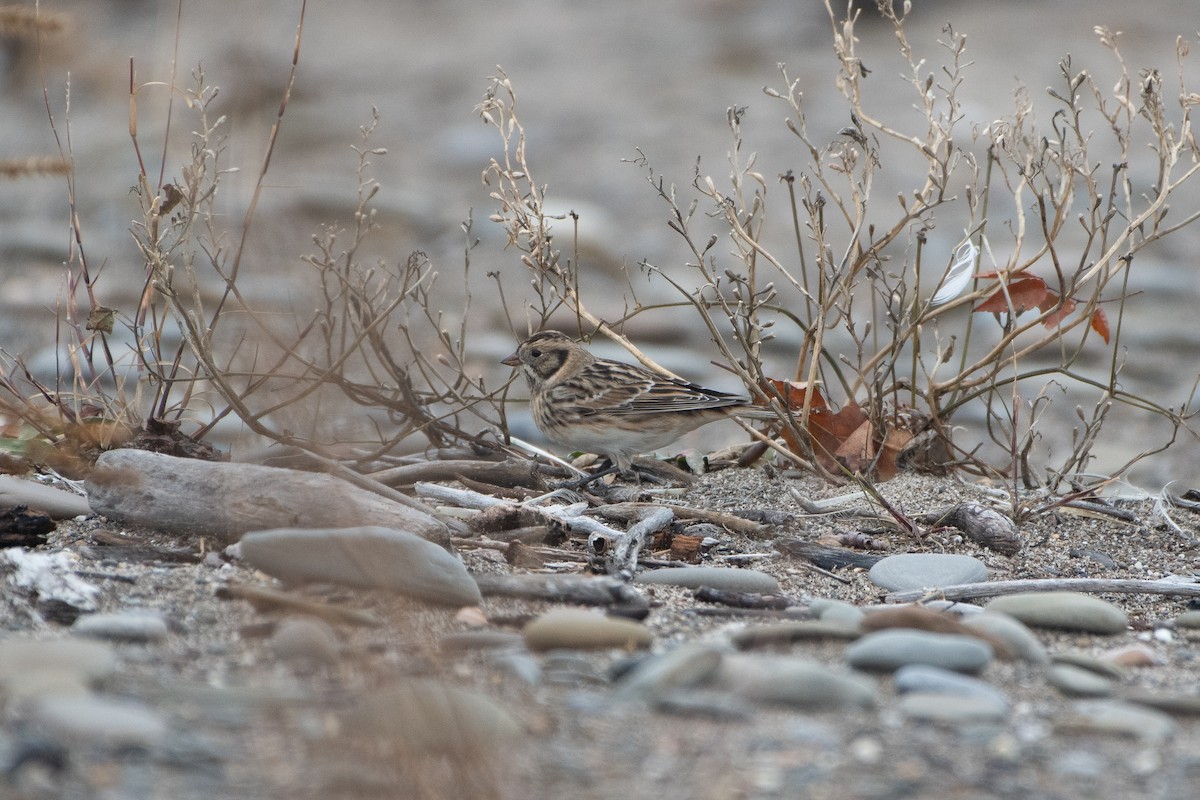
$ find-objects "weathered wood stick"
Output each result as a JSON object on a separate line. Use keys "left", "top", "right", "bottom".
{"left": 886, "top": 577, "right": 1200, "bottom": 604}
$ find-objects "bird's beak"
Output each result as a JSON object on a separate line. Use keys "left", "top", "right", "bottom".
{"left": 501, "top": 352, "right": 520, "bottom": 367}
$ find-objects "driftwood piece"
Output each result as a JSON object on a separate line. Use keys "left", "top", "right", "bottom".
{"left": 472, "top": 573, "right": 647, "bottom": 608}
{"left": 774, "top": 538, "right": 886, "bottom": 570}
{"left": 0, "top": 475, "right": 91, "bottom": 519}
{"left": 88, "top": 449, "right": 449, "bottom": 546}
{"left": 415, "top": 482, "right": 629, "bottom": 541}
{"left": 885, "top": 577, "right": 1200, "bottom": 604}
{"left": 693, "top": 586, "right": 794, "bottom": 610}
{"left": 592, "top": 506, "right": 674, "bottom": 577}
{"left": 371, "top": 459, "right": 566, "bottom": 488}
{"left": 597, "top": 502, "right": 771, "bottom": 538}
{"left": 0, "top": 506, "right": 54, "bottom": 547}
{"left": 922, "top": 502, "right": 1020, "bottom": 555}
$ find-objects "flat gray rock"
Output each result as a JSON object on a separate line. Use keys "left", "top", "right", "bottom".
{"left": 1048, "top": 664, "right": 1117, "bottom": 697}
{"left": 868, "top": 553, "right": 988, "bottom": 591}
{"left": 894, "top": 664, "right": 1010, "bottom": 708}
{"left": 523, "top": 608, "right": 652, "bottom": 651}
{"left": 269, "top": 615, "right": 341, "bottom": 664}
{"left": 634, "top": 566, "right": 779, "bottom": 593}
{"left": 0, "top": 639, "right": 117, "bottom": 699}
{"left": 72, "top": 611, "right": 171, "bottom": 642}
{"left": 33, "top": 695, "right": 169, "bottom": 747}
{"left": 87, "top": 448, "right": 449, "bottom": 545}
{"left": 985, "top": 591, "right": 1128, "bottom": 634}
{"left": 1061, "top": 700, "right": 1177, "bottom": 742}
{"left": 898, "top": 692, "right": 1008, "bottom": 724}
{"left": 846, "top": 629, "right": 994, "bottom": 674}
{"left": 240, "top": 526, "right": 481, "bottom": 607}
{"left": 961, "top": 611, "right": 1050, "bottom": 664}
{"left": 720, "top": 654, "right": 876, "bottom": 710}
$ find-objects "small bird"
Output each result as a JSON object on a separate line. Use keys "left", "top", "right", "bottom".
{"left": 502, "top": 330, "right": 761, "bottom": 475}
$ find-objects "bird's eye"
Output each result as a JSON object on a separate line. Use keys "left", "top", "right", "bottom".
{"left": 530, "top": 349, "right": 541, "bottom": 357}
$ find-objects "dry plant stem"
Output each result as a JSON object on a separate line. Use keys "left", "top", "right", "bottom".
{"left": 886, "top": 577, "right": 1200, "bottom": 604}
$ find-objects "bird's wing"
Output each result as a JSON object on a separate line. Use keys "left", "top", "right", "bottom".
{"left": 565, "top": 361, "right": 746, "bottom": 415}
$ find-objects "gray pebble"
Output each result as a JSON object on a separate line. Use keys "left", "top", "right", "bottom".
{"left": 897, "top": 691, "right": 1008, "bottom": 724}
{"left": 269, "top": 616, "right": 340, "bottom": 664}
{"left": 72, "top": 611, "right": 171, "bottom": 643}
{"left": 1047, "top": 664, "right": 1118, "bottom": 697}
{"left": 720, "top": 654, "right": 876, "bottom": 710}
{"left": 868, "top": 553, "right": 987, "bottom": 591}
{"left": 1060, "top": 700, "right": 1177, "bottom": 742}
{"left": 809, "top": 598, "right": 866, "bottom": 628}
{"left": 613, "top": 643, "right": 723, "bottom": 702}
{"left": 960, "top": 611, "right": 1049, "bottom": 664}
{"left": 634, "top": 566, "right": 779, "bottom": 594}
{"left": 523, "top": 608, "right": 652, "bottom": 652}
{"left": 240, "top": 526, "right": 481, "bottom": 607}
{"left": 985, "top": 592, "right": 1128, "bottom": 634}
{"left": 894, "top": 664, "right": 1010, "bottom": 708}
{"left": 846, "top": 630, "right": 993, "bottom": 674}
{"left": 32, "top": 695, "right": 168, "bottom": 747}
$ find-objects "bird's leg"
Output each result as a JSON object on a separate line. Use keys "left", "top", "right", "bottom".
{"left": 552, "top": 459, "right": 622, "bottom": 490}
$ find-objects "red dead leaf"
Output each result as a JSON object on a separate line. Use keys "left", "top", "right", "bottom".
{"left": 1038, "top": 292, "right": 1077, "bottom": 328}
{"left": 1090, "top": 308, "right": 1111, "bottom": 343}
{"left": 974, "top": 276, "right": 1048, "bottom": 315}
{"left": 762, "top": 378, "right": 827, "bottom": 411}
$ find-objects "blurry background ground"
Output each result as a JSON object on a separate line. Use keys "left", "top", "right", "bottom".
{"left": 2, "top": 0, "right": 1198, "bottom": 487}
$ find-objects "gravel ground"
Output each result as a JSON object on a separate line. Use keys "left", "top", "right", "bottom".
{"left": 4, "top": 466, "right": 1200, "bottom": 799}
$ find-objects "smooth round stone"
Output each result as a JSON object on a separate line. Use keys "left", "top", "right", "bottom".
{"left": 523, "top": 608, "right": 652, "bottom": 652}
{"left": 1052, "top": 652, "right": 1125, "bottom": 680}
{"left": 846, "top": 630, "right": 993, "bottom": 674}
{"left": 1172, "top": 610, "right": 1200, "bottom": 628}
{"left": 732, "top": 621, "right": 861, "bottom": 649}
{"left": 72, "top": 611, "right": 170, "bottom": 643}
{"left": 33, "top": 695, "right": 168, "bottom": 747}
{"left": 868, "top": 554, "right": 987, "bottom": 592}
{"left": 985, "top": 592, "right": 1127, "bottom": 634}
{"left": 439, "top": 631, "right": 525, "bottom": 653}
{"left": 634, "top": 567, "right": 778, "bottom": 594}
{"left": 897, "top": 692, "right": 1008, "bottom": 724}
{"left": 1060, "top": 700, "right": 1177, "bottom": 742}
{"left": 961, "top": 611, "right": 1049, "bottom": 664}
{"left": 1048, "top": 664, "right": 1117, "bottom": 697}
{"left": 1122, "top": 690, "right": 1200, "bottom": 716}
{"left": 240, "top": 526, "right": 481, "bottom": 607}
{"left": 0, "top": 640, "right": 117, "bottom": 697}
{"left": 269, "top": 616, "right": 341, "bottom": 664}
{"left": 720, "top": 654, "right": 876, "bottom": 710}
{"left": 342, "top": 679, "right": 523, "bottom": 753}
{"left": 809, "top": 598, "right": 866, "bottom": 629}
{"left": 893, "top": 664, "right": 1010, "bottom": 708}
{"left": 613, "top": 644, "right": 723, "bottom": 702}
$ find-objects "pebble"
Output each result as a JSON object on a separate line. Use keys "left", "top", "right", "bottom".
{"left": 960, "top": 611, "right": 1050, "bottom": 664}
{"left": 809, "top": 598, "right": 866, "bottom": 628}
{"left": 439, "top": 631, "right": 526, "bottom": 653}
{"left": 633, "top": 566, "right": 779, "bottom": 593}
{"left": 868, "top": 553, "right": 988, "bottom": 591}
{"left": 32, "top": 695, "right": 169, "bottom": 747}
{"left": 732, "top": 620, "right": 862, "bottom": 649}
{"left": 71, "top": 610, "right": 171, "bottom": 643}
{"left": 523, "top": 608, "right": 652, "bottom": 652}
{"left": 239, "top": 526, "right": 482, "bottom": 607}
{"left": 1052, "top": 652, "right": 1125, "bottom": 680}
{"left": 719, "top": 654, "right": 877, "bottom": 710}
{"left": 1122, "top": 690, "right": 1200, "bottom": 716}
{"left": 613, "top": 644, "right": 724, "bottom": 702}
{"left": 1173, "top": 610, "right": 1200, "bottom": 628}
{"left": 1100, "top": 644, "right": 1163, "bottom": 667}
{"left": 896, "top": 692, "right": 1009, "bottom": 724}
{"left": 846, "top": 630, "right": 993, "bottom": 674}
{"left": 0, "top": 639, "right": 118, "bottom": 699}
{"left": 341, "top": 679, "right": 523, "bottom": 753}
{"left": 269, "top": 616, "right": 341, "bottom": 664}
{"left": 893, "top": 664, "right": 1010, "bottom": 708}
{"left": 985, "top": 592, "right": 1128, "bottom": 634}
{"left": 1047, "top": 664, "right": 1118, "bottom": 697}
{"left": 1059, "top": 700, "right": 1177, "bottom": 742}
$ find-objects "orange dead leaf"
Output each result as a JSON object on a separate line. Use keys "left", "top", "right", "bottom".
{"left": 1038, "top": 292, "right": 1077, "bottom": 328}
{"left": 762, "top": 378, "right": 827, "bottom": 411}
{"left": 974, "top": 276, "right": 1048, "bottom": 315}
{"left": 1090, "top": 308, "right": 1111, "bottom": 343}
